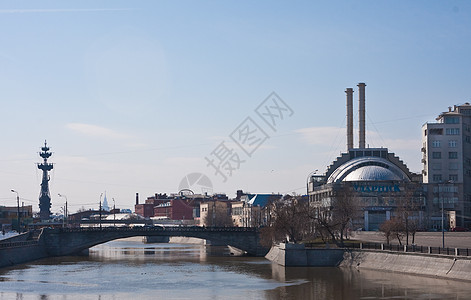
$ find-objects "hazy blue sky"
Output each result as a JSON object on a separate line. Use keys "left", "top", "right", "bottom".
{"left": 1, "top": 1, "right": 470, "bottom": 213}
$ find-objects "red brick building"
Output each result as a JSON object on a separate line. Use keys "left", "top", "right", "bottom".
{"left": 154, "top": 199, "right": 194, "bottom": 220}
{"left": 134, "top": 204, "right": 154, "bottom": 218}
{"left": 135, "top": 193, "right": 170, "bottom": 218}
{"left": 135, "top": 193, "right": 230, "bottom": 221}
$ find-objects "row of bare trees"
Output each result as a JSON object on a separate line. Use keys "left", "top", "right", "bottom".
{"left": 260, "top": 195, "right": 311, "bottom": 246}
{"left": 260, "top": 188, "right": 361, "bottom": 248}
{"left": 199, "top": 183, "right": 423, "bottom": 247}
{"left": 261, "top": 183, "right": 424, "bottom": 248}
{"left": 379, "top": 184, "right": 422, "bottom": 245}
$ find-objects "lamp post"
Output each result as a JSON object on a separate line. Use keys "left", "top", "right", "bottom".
{"left": 58, "top": 194, "right": 68, "bottom": 228}
{"left": 441, "top": 191, "right": 445, "bottom": 248}
{"left": 306, "top": 170, "right": 318, "bottom": 217}
{"left": 306, "top": 169, "right": 318, "bottom": 195}
{"left": 438, "top": 181, "right": 447, "bottom": 249}
{"left": 10, "top": 190, "right": 20, "bottom": 233}
{"left": 99, "top": 193, "right": 103, "bottom": 229}
{"left": 112, "top": 198, "right": 116, "bottom": 227}
{"left": 212, "top": 201, "right": 215, "bottom": 227}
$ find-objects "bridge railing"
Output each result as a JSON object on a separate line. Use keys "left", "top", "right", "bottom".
{"left": 0, "top": 240, "right": 39, "bottom": 249}
{"left": 344, "top": 242, "right": 471, "bottom": 257}
{"left": 50, "top": 226, "right": 259, "bottom": 233}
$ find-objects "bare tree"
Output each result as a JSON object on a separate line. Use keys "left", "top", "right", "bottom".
{"left": 309, "top": 185, "right": 361, "bottom": 247}
{"left": 380, "top": 218, "right": 405, "bottom": 245}
{"left": 407, "top": 217, "right": 420, "bottom": 245}
{"left": 204, "top": 202, "right": 233, "bottom": 227}
{"left": 261, "top": 195, "right": 312, "bottom": 245}
{"left": 395, "top": 183, "right": 423, "bottom": 245}
{"left": 379, "top": 219, "right": 393, "bottom": 245}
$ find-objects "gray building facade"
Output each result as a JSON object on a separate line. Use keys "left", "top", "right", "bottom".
{"left": 422, "top": 103, "right": 471, "bottom": 229}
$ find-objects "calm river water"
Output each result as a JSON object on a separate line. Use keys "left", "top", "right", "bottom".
{"left": 1, "top": 238, "right": 471, "bottom": 299}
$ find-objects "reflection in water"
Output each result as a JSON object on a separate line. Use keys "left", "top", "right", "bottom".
{"left": 264, "top": 265, "right": 464, "bottom": 300}
{"left": 0, "top": 238, "right": 470, "bottom": 300}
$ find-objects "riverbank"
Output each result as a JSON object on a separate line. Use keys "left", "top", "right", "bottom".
{"left": 266, "top": 243, "right": 471, "bottom": 282}
{"left": 341, "top": 249, "right": 471, "bottom": 282}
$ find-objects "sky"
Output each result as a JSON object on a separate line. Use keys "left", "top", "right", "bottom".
{"left": 0, "top": 0, "right": 470, "bottom": 213}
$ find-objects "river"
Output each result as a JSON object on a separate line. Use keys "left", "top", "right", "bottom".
{"left": 1, "top": 238, "right": 471, "bottom": 299}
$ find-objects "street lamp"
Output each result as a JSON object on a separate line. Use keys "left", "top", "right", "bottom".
{"left": 58, "top": 194, "right": 68, "bottom": 228}
{"left": 10, "top": 190, "right": 20, "bottom": 233}
{"left": 439, "top": 181, "right": 452, "bottom": 249}
{"left": 306, "top": 169, "right": 318, "bottom": 195}
{"left": 99, "top": 193, "right": 103, "bottom": 229}
{"left": 112, "top": 198, "right": 116, "bottom": 227}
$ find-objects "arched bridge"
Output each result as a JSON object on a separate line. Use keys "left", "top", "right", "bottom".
{"left": 39, "top": 227, "right": 269, "bottom": 257}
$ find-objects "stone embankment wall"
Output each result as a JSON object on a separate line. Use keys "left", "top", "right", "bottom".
{"left": 265, "top": 243, "right": 344, "bottom": 267}
{"left": 0, "top": 231, "right": 48, "bottom": 268}
{"left": 0, "top": 243, "right": 48, "bottom": 268}
{"left": 341, "top": 250, "right": 471, "bottom": 282}
{"left": 266, "top": 243, "right": 471, "bottom": 281}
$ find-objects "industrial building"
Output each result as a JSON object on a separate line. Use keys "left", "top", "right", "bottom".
{"left": 308, "top": 83, "right": 425, "bottom": 231}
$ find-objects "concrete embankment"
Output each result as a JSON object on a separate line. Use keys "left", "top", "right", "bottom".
{"left": 266, "top": 243, "right": 471, "bottom": 282}
{"left": 265, "top": 243, "right": 344, "bottom": 267}
{"left": 0, "top": 231, "right": 49, "bottom": 268}
{"left": 0, "top": 242, "right": 48, "bottom": 268}
{"left": 341, "top": 250, "right": 471, "bottom": 282}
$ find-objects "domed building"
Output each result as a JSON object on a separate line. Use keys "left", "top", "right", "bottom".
{"left": 307, "top": 84, "right": 425, "bottom": 231}
{"left": 326, "top": 156, "right": 410, "bottom": 184}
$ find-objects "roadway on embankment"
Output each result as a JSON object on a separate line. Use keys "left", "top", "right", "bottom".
{"left": 351, "top": 231, "right": 471, "bottom": 248}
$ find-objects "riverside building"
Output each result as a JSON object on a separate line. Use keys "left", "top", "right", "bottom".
{"left": 421, "top": 103, "right": 471, "bottom": 229}
{"left": 307, "top": 83, "right": 425, "bottom": 231}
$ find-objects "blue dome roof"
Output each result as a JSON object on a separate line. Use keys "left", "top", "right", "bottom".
{"left": 327, "top": 156, "right": 410, "bottom": 184}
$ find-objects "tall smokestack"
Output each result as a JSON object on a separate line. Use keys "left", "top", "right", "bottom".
{"left": 345, "top": 88, "right": 354, "bottom": 150}
{"left": 357, "top": 82, "right": 366, "bottom": 149}
{"left": 136, "top": 193, "right": 139, "bottom": 205}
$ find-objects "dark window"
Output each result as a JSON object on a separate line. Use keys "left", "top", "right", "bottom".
{"left": 432, "top": 152, "right": 442, "bottom": 159}
{"left": 430, "top": 128, "right": 443, "bottom": 135}
{"left": 449, "top": 152, "right": 458, "bottom": 159}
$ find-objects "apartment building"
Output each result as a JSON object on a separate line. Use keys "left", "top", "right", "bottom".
{"left": 422, "top": 103, "right": 471, "bottom": 228}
